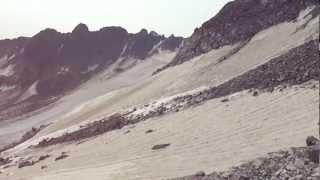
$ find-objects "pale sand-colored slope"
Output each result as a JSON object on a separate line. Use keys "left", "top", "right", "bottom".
{"left": 41, "top": 7, "right": 319, "bottom": 135}
{"left": 1, "top": 84, "right": 318, "bottom": 180}
{"left": 0, "top": 52, "right": 175, "bottom": 148}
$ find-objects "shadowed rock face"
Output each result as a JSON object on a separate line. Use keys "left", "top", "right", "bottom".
{"left": 158, "top": 0, "right": 318, "bottom": 72}
{"left": 122, "top": 29, "right": 166, "bottom": 59}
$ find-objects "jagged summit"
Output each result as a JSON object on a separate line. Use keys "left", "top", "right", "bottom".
{"left": 72, "top": 23, "right": 89, "bottom": 34}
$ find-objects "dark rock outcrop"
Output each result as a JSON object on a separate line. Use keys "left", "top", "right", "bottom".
{"left": 38, "top": 155, "right": 50, "bottom": 161}
{"left": 55, "top": 152, "right": 69, "bottom": 161}
{"left": 37, "top": 113, "right": 130, "bottom": 147}
{"left": 121, "top": 29, "right": 165, "bottom": 59}
{"left": 18, "top": 160, "right": 34, "bottom": 168}
{"left": 0, "top": 157, "right": 11, "bottom": 166}
{"left": 157, "top": 0, "right": 318, "bottom": 73}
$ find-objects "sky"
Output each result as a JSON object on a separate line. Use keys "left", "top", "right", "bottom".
{"left": 0, "top": 0, "right": 232, "bottom": 39}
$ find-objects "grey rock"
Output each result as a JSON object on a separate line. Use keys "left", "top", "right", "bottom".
{"left": 151, "top": 143, "right": 171, "bottom": 150}
{"left": 18, "top": 160, "right": 34, "bottom": 168}
{"left": 306, "top": 136, "right": 320, "bottom": 146}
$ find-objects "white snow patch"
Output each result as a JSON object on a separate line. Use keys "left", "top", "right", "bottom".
{"left": 129, "top": 86, "right": 209, "bottom": 117}
{"left": 58, "top": 67, "right": 70, "bottom": 75}
{"left": 17, "top": 81, "right": 38, "bottom": 102}
{"left": 0, "top": 55, "right": 8, "bottom": 67}
{"left": 120, "top": 44, "right": 128, "bottom": 57}
{"left": 8, "top": 54, "right": 16, "bottom": 61}
{"left": 0, "top": 85, "right": 16, "bottom": 92}
{"left": 148, "top": 40, "right": 164, "bottom": 55}
{"left": 0, "top": 64, "right": 15, "bottom": 76}
{"left": 82, "top": 64, "right": 99, "bottom": 74}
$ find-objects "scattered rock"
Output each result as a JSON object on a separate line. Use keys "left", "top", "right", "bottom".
{"left": 37, "top": 114, "right": 129, "bottom": 147}
{"left": 306, "top": 136, "right": 320, "bottom": 146}
{"left": 41, "top": 165, "right": 48, "bottom": 170}
{"left": 55, "top": 153, "right": 69, "bottom": 161}
{"left": 38, "top": 155, "right": 50, "bottom": 161}
{"left": 221, "top": 98, "right": 229, "bottom": 103}
{"left": 195, "top": 171, "right": 206, "bottom": 177}
{"left": 152, "top": 143, "right": 171, "bottom": 150}
{"left": 145, "top": 129, "right": 154, "bottom": 134}
{"left": 252, "top": 91, "right": 259, "bottom": 97}
{"left": 18, "top": 160, "right": 34, "bottom": 169}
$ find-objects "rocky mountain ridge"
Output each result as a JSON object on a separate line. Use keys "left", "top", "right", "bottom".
{"left": 154, "top": 0, "right": 319, "bottom": 74}
{"left": 0, "top": 24, "right": 182, "bottom": 120}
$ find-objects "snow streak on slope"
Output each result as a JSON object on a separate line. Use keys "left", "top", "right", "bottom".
{"left": 0, "top": 64, "right": 14, "bottom": 77}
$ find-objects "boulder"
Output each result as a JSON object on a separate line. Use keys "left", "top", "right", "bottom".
{"left": 306, "top": 136, "right": 320, "bottom": 146}
{"left": 18, "top": 160, "right": 34, "bottom": 168}
{"left": 151, "top": 143, "right": 171, "bottom": 150}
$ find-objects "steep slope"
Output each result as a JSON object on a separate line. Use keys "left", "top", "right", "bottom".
{"left": 154, "top": 0, "right": 318, "bottom": 74}
{"left": 38, "top": 4, "right": 318, "bottom": 136}
{"left": 0, "top": 1, "right": 319, "bottom": 180}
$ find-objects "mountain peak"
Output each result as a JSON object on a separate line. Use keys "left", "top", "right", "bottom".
{"left": 138, "top": 28, "right": 148, "bottom": 35}
{"left": 72, "top": 23, "right": 89, "bottom": 34}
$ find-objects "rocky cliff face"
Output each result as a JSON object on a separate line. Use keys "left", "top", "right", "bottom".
{"left": 0, "top": 24, "right": 182, "bottom": 120}
{"left": 155, "top": 0, "right": 319, "bottom": 74}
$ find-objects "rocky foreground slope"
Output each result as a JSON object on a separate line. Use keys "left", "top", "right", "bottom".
{"left": 171, "top": 137, "right": 319, "bottom": 180}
